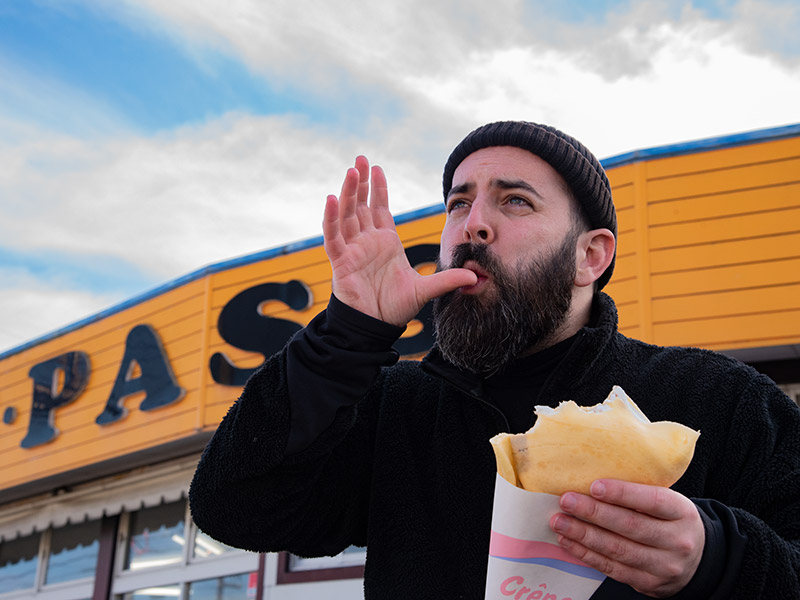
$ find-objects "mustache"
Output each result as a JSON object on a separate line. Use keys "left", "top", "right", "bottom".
{"left": 438, "top": 243, "right": 500, "bottom": 274}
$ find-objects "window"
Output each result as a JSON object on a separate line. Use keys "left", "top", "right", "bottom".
{"left": 0, "top": 520, "right": 99, "bottom": 599}
{"left": 193, "top": 531, "right": 238, "bottom": 560}
{"left": 45, "top": 518, "right": 102, "bottom": 585}
{"left": 125, "top": 500, "right": 186, "bottom": 571}
{"left": 111, "top": 499, "right": 259, "bottom": 600}
{"left": 276, "top": 546, "right": 366, "bottom": 584}
{"left": 0, "top": 531, "right": 40, "bottom": 594}
{"left": 188, "top": 573, "right": 256, "bottom": 600}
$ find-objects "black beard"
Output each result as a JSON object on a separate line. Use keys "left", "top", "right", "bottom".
{"left": 432, "top": 232, "right": 578, "bottom": 375}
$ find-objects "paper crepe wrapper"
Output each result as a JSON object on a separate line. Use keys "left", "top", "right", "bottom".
{"left": 485, "top": 474, "right": 605, "bottom": 600}
{"left": 485, "top": 386, "right": 700, "bottom": 600}
{"left": 490, "top": 385, "right": 700, "bottom": 496}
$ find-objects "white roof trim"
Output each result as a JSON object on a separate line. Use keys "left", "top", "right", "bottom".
{"left": 0, "top": 455, "right": 199, "bottom": 543}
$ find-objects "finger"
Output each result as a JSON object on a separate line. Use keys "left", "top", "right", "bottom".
{"left": 353, "top": 156, "right": 375, "bottom": 231}
{"left": 416, "top": 268, "right": 478, "bottom": 304}
{"left": 552, "top": 512, "right": 658, "bottom": 569}
{"left": 354, "top": 155, "right": 370, "bottom": 205}
{"left": 322, "top": 194, "right": 345, "bottom": 258}
{"left": 590, "top": 480, "right": 690, "bottom": 521}
{"left": 555, "top": 535, "right": 664, "bottom": 596}
{"left": 338, "top": 167, "right": 363, "bottom": 240}
{"left": 369, "top": 165, "right": 394, "bottom": 228}
{"left": 558, "top": 492, "right": 667, "bottom": 547}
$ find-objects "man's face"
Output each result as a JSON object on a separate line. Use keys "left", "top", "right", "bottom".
{"left": 439, "top": 146, "right": 579, "bottom": 282}
{"left": 432, "top": 146, "right": 582, "bottom": 374}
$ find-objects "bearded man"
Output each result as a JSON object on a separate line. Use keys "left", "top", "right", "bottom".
{"left": 190, "top": 122, "right": 800, "bottom": 599}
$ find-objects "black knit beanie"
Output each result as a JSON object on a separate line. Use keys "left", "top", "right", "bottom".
{"left": 442, "top": 121, "right": 617, "bottom": 290}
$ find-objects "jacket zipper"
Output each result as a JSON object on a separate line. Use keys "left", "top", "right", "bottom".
{"left": 465, "top": 382, "right": 511, "bottom": 434}
{"left": 527, "top": 330, "right": 587, "bottom": 430}
{"left": 421, "top": 359, "right": 511, "bottom": 433}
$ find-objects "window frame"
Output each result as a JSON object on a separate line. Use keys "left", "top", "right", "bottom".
{"left": 110, "top": 499, "right": 259, "bottom": 599}
{"left": 276, "top": 550, "right": 365, "bottom": 585}
{"left": 0, "top": 524, "right": 97, "bottom": 600}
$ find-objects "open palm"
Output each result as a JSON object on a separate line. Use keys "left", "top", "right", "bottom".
{"left": 323, "top": 156, "right": 476, "bottom": 327}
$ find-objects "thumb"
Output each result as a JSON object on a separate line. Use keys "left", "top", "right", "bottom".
{"left": 417, "top": 268, "right": 478, "bottom": 303}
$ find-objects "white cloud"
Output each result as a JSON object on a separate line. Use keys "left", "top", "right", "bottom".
{"left": 728, "top": 0, "right": 800, "bottom": 65}
{"left": 110, "top": 0, "right": 800, "bottom": 156}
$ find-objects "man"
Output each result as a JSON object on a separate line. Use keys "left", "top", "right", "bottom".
{"left": 190, "top": 121, "right": 800, "bottom": 598}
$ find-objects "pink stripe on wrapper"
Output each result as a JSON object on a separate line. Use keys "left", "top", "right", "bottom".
{"left": 489, "top": 530, "right": 594, "bottom": 569}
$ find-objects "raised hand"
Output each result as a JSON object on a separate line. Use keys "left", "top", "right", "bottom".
{"left": 323, "top": 156, "right": 477, "bottom": 327}
{"left": 550, "top": 479, "right": 705, "bottom": 598}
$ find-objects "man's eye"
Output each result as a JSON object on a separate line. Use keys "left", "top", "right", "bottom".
{"left": 508, "top": 196, "right": 532, "bottom": 208}
{"left": 447, "top": 199, "right": 468, "bottom": 212}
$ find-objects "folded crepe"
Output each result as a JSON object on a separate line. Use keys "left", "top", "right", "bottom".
{"left": 489, "top": 386, "right": 700, "bottom": 496}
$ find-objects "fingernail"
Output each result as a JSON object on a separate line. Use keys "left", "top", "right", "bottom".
{"left": 561, "top": 493, "right": 576, "bottom": 511}
{"left": 552, "top": 515, "right": 568, "bottom": 533}
{"left": 591, "top": 480, "right": 606, "bottom": 497}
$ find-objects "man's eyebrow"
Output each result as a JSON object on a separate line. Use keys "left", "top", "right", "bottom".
{"left": 446, "top": 182, "right": 473, "bottom": 199}
{"left": 492, "top": 178, "right": 544, "bottom": 199}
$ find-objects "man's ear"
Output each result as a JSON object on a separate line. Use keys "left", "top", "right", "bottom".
{"left": 574, "top": 228, "right": 616, "bottom": 288}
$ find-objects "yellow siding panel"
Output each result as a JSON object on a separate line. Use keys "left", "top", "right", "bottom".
{"left": 616, "top": 205, "right": 635, "bottom": 237}
{"left": 605, "top": 276, "right": 639, "bottom": 307}
{"left": 614, "top": 301, "right": 641, "bottom": 334}
{"left": 607, "top": 164, "right": 636, "bottom": 190}
{"left": 2, "top": 408, "right": 198, "bottom": 490}
{"left": 653, "top": 308, "right": 800, "bottom": 349}
{"left": 653, "top": 283, "right": 800, "bottom": 324}
{"left": 649, "top": 206, "right": 800, "bottom": 250}
{"left": 610, "top": 181, "right": 636, "bottom": 210}
{"left": 647, "top": 157, "right": 800, "bottom": 203}
{"left": 608, "top": 253, "right": 637, "bottom": 282}
{"left": 650, "top": 231, "right": 800, "bottom": 274}
{"left": 645, "top": 137, "right": 800, "bottom": 179}
{"left": 648, "top": 181, "right": 800, "bottom": 226}
{"left": 616, "top": 230, "right": 637, "bottom": 258}
{"left": 651, "top": 257, "right": 800, "bottom": 298}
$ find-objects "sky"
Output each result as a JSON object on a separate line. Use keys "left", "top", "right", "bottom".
{"left": 1, "top": 0, "right": 799, "bottom": 354}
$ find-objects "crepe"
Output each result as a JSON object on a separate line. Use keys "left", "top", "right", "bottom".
{"left": 489, "top": 386, "right": 700, "bottom": 496}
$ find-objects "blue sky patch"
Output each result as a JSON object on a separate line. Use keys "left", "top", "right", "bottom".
{"left": 0, "top": 244, "right": 157, "bottom": 297}
{"left": 529, "top": 0, "right": 736, "bottom": 23}
{"left": 0, "top": 0, "right": 394, "bottom": 133}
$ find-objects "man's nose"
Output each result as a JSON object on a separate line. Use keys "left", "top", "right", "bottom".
{"left": 463, "top": 199, "right": 495, "bottom": 244}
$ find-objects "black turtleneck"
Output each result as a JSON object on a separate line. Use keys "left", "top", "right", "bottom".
{"left": 481, "top": 333, "right": 579, "bottom": 433}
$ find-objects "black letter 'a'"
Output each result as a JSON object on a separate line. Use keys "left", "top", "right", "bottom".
{"left": 21, "top": 352, "right": 90, "bottom": 448}
{"left": 95, "top": 324, "right": 184, "bottom": 425}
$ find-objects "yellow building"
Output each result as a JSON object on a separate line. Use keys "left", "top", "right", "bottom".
{"left": 1, "top": 123, "right": 799, "bottom": 600}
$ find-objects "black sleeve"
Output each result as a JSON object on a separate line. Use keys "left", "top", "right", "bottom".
{"left": 189, "top": 295, "right": 405, "bottom": 555}
{"left": 286, "top": 294, "right": 405, "bottom": 454}
{"left": 669, "top": 499, "right": 748, "bottom": 599}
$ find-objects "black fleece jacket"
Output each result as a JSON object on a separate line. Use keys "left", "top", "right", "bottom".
{"left": 189, "top": 293, "right": 800, "bottom": 599}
